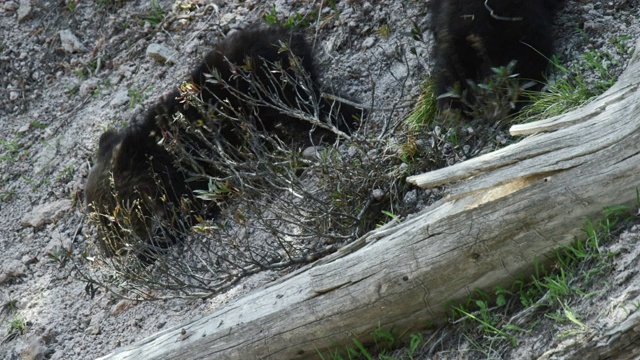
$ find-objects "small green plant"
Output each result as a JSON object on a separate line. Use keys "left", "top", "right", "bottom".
{"left": 192, "top": 179, "right": 233, "bottom": 202}
{"left": 404, "top": 79, "right": 437, "bottom": 131}
{"left": 610, "top": 35, "right": 633, "bottom": 55}
{"left": 377, "top": 24, "right": 392, "bottom": 39}
{"left": 91, "top": 86, "right": 102, "bottom": 97}
{"left": 521, "top": 42, "right": 627, "bottom": 121}
{"left": 128, "top": 88, "right": 143, "bottom": 109}
{"left": 0, "top": 189, "right": 16, "bottom": 202}
{"left": 380, "top": 210, "right": 398, "bottom": 223}
{"left": 404, "top": 333, "right": 424, "bottom": 359}
{"left": 531, "top": 267, "right": 572, "bottom": 301}
{"left": 88, "top": 59, "right": 99, "bottom": 73}
{"left": 32, "top": 177, "right": 50, "bottom": 191}
{"left": 65, "top": 0, "right": 77, "bottom": 12}
{"left": 20, "top": 175, "right": 34, "bottom": 184}
{"left": 546, "top": 301, "right": 589, "bottom": 338}
{"left": 73, "top": 68, "right": 86, "bottom": 78}
{"left": 66, "top": 82, "right": 80, "bottom": 95}
{"left": 9, "top": 318, "right": 26, "bottom": 332}
{"left": 30, "top": 121, "right": 48, "bottom": 129}
{"left": 401, "top": 62, "right": 529, "bottom": 173}
{"left": 57, "top": 163, "right": 75, "bottom": 183}
{"left": 319, "top": 322, "right": 424, "bottom": 360}
{"left": 263, "top": 6, "right": 279, "bottom": 25}
{"left": 621, "top": 300, "right": 640, "bottom": 316}
{"left": 0, "top": 300, "right": 30, "bottom": 341}
{"left": 348, "top": 338, "right": 374, "bottom": 360}
{"left": 143, "top": 0, "right": 165, "bottom": 26}
{"left": 47, "top": 247, "right": 72, "bottom": 267}
{"left": 263, "top": 6, "right": 317, "bottom": 29}
{"left": 453, "top": 302, "right": 518, "bottom": 346}
{"left": 327, "top": 0, "right": 338, "bottom": 13}
{"left": 0, "top": 140, "right": 21, "bottom": 164}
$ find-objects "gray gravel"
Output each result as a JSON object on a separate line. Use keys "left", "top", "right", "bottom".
{"left": 1, "top": 0, "right": 639, "bottom": 359}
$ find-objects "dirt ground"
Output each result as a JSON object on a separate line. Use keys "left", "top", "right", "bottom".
{"left": 1, "top": 0, "right": 639, "bottom": 359}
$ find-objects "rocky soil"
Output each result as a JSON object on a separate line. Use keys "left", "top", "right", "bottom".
{"left": 0, "top": 0, "right": 639, "bottom": 359}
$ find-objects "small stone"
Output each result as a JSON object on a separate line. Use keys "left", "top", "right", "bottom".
{"left": 20, "top": 337, "right": 47, "bottom": 360}
{"left": 111, "top": 299, "right": 134, "bottom": 316}
{"left": 302, "top": 146, "right": 324, "bottom": 160}
{"left": 89, "top": 311, "right": 107, "bottom": 327}
{"left": 17, "top": 0, "right": 32, "bottom": 22}
{"left": 10, "top": 91, "right": 20, "bottom": 101}
{"left": 362, "top": 36, "right": 376, "bottom": 49}
{"left": 0, "top": 259, "right": 28, "bottom": 284}
{"left": 583, "top": 20, "right": 601, "bottom": 32}
{"left": 45, "top": 231, "right": 73, "bottom": 254}
{"left": 372, "top": 189, "right": 385, "bottom": 200}
{"left": 4, "top": 1, "right": 18, "bottom": 11}
{"left": 403, "top": 190, "right": 417, "bottom": 205}
{"left": 146, "top": 43, "right": 174, "bottom": 64}
{"left": 366, "top": 149, "right": 379, "bottom": 158}
{"left": 32, "top": 143, "right": 57, "bottom": 174}
{"left": 362, "top": 2, "right": 374, "bottom": 14}
{"left": 59, "top": 29, "right": 86, "bottom": 53}
{"left": 109, "top": 91, "right": 130, "bottom": 108}
{"left": 85, "top": 325, "right": 101, "bottom": 335}
{"left": 173, "top": 18, "right": 189, "bottom": 31}
{"left": 79, "top": 78, "right": 100, "bottom": 97}
{"left": 347, "top": 146, "right": 359, "bottom": 157}
{"left": 22, "top": 255, "right": 38, "bottom": 265}
{"left": 20, "top": 199, "right": 73, "bottom": 228}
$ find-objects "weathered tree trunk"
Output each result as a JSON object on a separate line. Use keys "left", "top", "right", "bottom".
{"left": 98, "top": 40, "right": 640, "bottom": 360}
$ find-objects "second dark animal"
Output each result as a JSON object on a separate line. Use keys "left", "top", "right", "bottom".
{"left": 430, "top": 0, "right": 564, "bottom": 113}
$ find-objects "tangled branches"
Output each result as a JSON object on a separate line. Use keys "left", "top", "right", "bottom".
{"left": 79, "top": 39, "right": 415, "bottom": 300}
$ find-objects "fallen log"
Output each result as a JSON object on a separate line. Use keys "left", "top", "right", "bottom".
{"left": 98, "top": 39, "right": 640, "bottom": 360}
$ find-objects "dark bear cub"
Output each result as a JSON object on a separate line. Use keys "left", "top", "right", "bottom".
{"left": 84, "top": 102, "right": 193, "bottom": 258}
{"left": 85, "top": 26, "right": 362, "bottom": 260}
{"left": 430, "top": 0, "right": 564, "bottom": 115}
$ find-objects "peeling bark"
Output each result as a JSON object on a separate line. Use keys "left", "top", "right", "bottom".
{"left": 98, "top": 40, "right": 640, "bottom": 360}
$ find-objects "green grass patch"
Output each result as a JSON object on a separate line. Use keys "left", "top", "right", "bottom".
{"left": 264, "top": 6, "right": 319, "bottom": 29}
{"left": 520, "top": 40, "right": 629, "bottom": 121}
{"left": 448, "top": 204, "right": 633, "bottom": 353}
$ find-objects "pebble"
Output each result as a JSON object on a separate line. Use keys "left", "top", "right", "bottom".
{"left": 109, "top": 90, "right": 130, "bottom": 108}
{"left": 362, "top": 36, "right": 376, "bottom": 49}
{"left": 79, "top": 78, "right": 100, "bottom": 97}
{"left": 0, "top": 259, "right": 27, "bottom": 284}
{"left": 20, "top": 199, "right": 73, "bottom": 228}
{"left": 4, "top": 1, "right": 18, "bottom": 11}
{"left": 59, "top": 29, "right": 86, "bottom": 53}
{"left": 146, "top": 43, "right": 174, "bottom": 64}
{"left": 17, "top": 0, "right": 31, "bottom": 22}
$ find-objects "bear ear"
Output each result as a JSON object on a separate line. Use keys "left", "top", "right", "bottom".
{"left": 96, "top": 127, "right": 145, "bottom": 166}
{"left": 98, "top": 129, "right": 118, "bottom": 150}
{"left": 96, "top": 129, "right": 122, "bottom": 160}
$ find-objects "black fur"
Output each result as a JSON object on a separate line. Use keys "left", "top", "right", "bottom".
{"left": 85, "top": 26, "right": 362, "bottom": 259}
{"left": 168, "top": 26, "right": 360, "bottom": 147}
{"left": 430, "top": 0, "right": 564, "bottom": 111}
{"left": 84, "top": 102, "right": 193, "bottom": 258}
